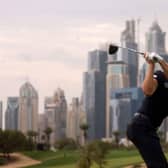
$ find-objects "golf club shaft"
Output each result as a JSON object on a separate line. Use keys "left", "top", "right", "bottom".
{"left": 118, "top": 46, "right": 144, "bottom": 55}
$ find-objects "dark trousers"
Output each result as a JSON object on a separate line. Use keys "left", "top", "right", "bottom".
{"left": 127, "top": 114, "right": 168, "bottom": 168}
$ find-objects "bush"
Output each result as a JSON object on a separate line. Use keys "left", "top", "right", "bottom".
{"left": 24, "top": 138, "right": 35, "bottom": 151}
{"left": 0, "top": 130, "right": 27, "bottom": 158}
{"left": 161, "top": 142, "right": 168, "bottom": 152}
{"left": 36, "top": 143, "right": 45, "bottom": 151}
{"left": 77, "top": 140, "right": 111, "bottom": 168}
{"left": 0, "top": 157, "right": 7, "bottom": 165}
{"left": 55, "top": 138, "right": 78, "bottom": 150}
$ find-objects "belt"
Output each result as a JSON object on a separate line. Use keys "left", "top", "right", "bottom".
{"left": 134, "top": 113, "right": 158, "bottom": 130}
{"left": 134, "top": 113, "right": 149, "bottom": 120}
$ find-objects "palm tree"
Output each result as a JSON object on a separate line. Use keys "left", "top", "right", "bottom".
{"left": 90, "top": 141, "right": 109, "bottom": 168}
{"left": 80, "top": 123, "right": 89, "bottom": 145}
{"left": 77, "top": 145, "right": 92, "bottom": 168}
{"left": 27, "top": 130, "right": 38, "bottom": 149}
{"left": 77, "top": 141, "right": 110, "bottom": 168}
{"left": 44, "top": 127, "right": 52, "bottom": 150}
{"left": 27, "top": 131, "right": 38, "bottom": 141}
{"left": 112, "top": 131, "right": 120, "bottom": 147}
{"left": 27, "top": 130, "right": 35, "bottom": 141}
{"left": 34, "top": 131, "right": 38, "bottom": 143}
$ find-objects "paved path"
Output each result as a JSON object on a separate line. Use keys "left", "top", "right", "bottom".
{"left": 0, "top": 153, "right": 41, "bottom": 168}
{"left": 125, "top": 164, "right": 146, "bottom": 168}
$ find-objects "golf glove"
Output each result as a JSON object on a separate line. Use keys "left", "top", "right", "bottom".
{"left": 147, "top": 52, "right": 163, "bottom": 62}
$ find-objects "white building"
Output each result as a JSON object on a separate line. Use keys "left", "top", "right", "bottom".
{"left": 45, "top": 88, "right": 67, "bottom": 145}
{"left": 67, "top": 97, "right": 86, "bottom": 144}
{"left": 145, "top": 20, "right": 166, "bottom": 54}
{"left": 18, "top": 82, "right": 38, "bottom": 134}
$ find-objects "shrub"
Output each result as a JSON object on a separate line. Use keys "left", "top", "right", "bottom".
{"left": 55, "top": 138, "right": 78, "bottom": 150}
{"left": 0, "top": 130, "right": 26, "bottom": 158}
{"left": 0, "top": 157, "right": 7, "bottom": 165}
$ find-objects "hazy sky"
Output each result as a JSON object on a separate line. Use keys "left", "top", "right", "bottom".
{"left": 0, "top": 0, "right": 168, "bottom": 113}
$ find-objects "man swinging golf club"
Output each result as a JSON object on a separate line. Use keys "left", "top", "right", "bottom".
{"left": 109, "top": 44, "right": 168, "bottom": 167}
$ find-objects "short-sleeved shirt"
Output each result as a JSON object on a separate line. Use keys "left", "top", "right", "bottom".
{"left": 138, "top": 70, "right": 168, "bottom": 128}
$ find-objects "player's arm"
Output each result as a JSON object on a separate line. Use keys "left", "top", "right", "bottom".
{"left": 147, "top": 52, "right": 168, "bottom": 79}
{"left": 141, "top": 53, "right": 158, "bottom": 96}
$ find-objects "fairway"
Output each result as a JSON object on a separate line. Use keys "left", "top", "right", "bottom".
{"left": 24, "top": 149, "right": 145, "bottom": 168}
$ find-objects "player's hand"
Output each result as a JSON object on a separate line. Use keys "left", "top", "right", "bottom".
{"left": 148, "top": 52, "right": 163, "bottom": 63}
{"left": 144, "top": 52, "right": 155, "bottom": 64}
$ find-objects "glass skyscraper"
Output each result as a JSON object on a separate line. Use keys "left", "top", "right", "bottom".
{"left": 44, "top": 88, "right": 67, "bottom": 145}
{"left": 146, "top": 21, "right": 166, "bottom": 54}
{"left": 18, "top": 82, "right": 38, "bottom": 134}
{"left": 83, "top": 49, "right": 107, "bottom": 140}
{"left": 106, "top": 61, "right": 129, "bottom": 137}
{"left": 109, "top": 87, "right": 144, "bottom": 138}
{"left": 5, "top": 97, "right": 19, "bottom": 130}
{"left": 120, "top": 20, "right": 138, "bottom": 87}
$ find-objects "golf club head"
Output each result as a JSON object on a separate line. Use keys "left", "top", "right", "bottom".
{"left": 109, "top": 44, "right": 119, "bottom": 55}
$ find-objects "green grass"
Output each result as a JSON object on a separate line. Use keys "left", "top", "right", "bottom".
{"left": 106, "top": 149, "right": 143, "bottom": 168}
{"left": 23, "top": 149, "right": 145, "bottom": 168}
{"left": 24, "top": 150, "right": 79, "bottom": 168}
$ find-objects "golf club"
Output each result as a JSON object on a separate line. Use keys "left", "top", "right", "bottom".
{"left": 107, "top": 44, "right": 162, "bottom": 63}
{"left": 108, "top": 44, "right": 144, "bottom": 55}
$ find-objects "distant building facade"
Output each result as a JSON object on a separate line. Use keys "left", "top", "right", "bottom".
{"left": 38, "top": 113, "right": 47, "bottom": 143}
{"left": 45, "top": 88, "right": 67, "bottom": 145}
{"left": 106, "top": 61, "right": 129, "bottom": 138}
{"left": 67, "top": 97, "right": 86, "bottom": 143}
{"left": 120, "top": 20, "right": 138, "bottom": 87}
{"left": 108, "top": 88, "right": 144, "bottom": 138}
{"left": 18, "top": 82, "right": 38, "bottom": 134}
{"left": 145, "top": 21, "right": 166, "bottom": 54}
{"left": 83, "top": 49, "right": 107, "bottom": 140}
{"left": 5, "top": 97, "right": 19, "bottom": 130}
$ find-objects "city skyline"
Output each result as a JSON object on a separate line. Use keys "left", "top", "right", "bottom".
{"left": 0, "top": 0, "right": 168, "bottom": 115}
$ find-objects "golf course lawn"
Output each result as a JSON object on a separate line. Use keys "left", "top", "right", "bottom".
{"left": 23, "top": 149, "right": 146, "bottom": 168}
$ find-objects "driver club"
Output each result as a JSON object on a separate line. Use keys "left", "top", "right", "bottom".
{"left": 107, "top": 44, "right": 161, "bottom": 63}
{"left": 108, "top": 44, "right": 144, "bottom": 55}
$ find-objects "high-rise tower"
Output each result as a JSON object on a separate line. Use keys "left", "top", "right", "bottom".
{"left": 44, "top": 88, "right": 67, "bottom": 145}
{"left": 106, "top": 61, "right": 129, "bottom": 137}
{"left": 120, "top": 20, "right": 138, "bottom": 87}
{"left": 5, "top": 97, "right": 19, "bottom": 130}
{"left": 18, "top": 82, "right": 38, "bottom": 134}
{"left": 146, "top": 21, "right": 166, "bottom": 54}
{"left": 83, "top": 49, "right": 107, "bottom": 140}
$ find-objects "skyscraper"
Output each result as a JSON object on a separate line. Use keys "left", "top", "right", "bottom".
{"left": 45, "top": 88, "right": 67, "bottom": 145}
{"left": 5, "top": 97, "right": 19, "bottom": 130}
{"left": 109, "top": 88, "right": 144, "bottom": 138}
{"left": 18, "top": 82, "right": 38, "bottom": 134}
{"left": 38, "top": 113, "right": 47, "bottom": 143}
{"left": 83, "top": 49, "right": 107, "bottom": 140}
{"left": 106, "top": 61, "right": 129, "bottom": 138}
{"left": 67, "top": 97, "right": 86, "bottom": 143}
{"left": 0, "top": 101, "right": 2, "bottom": 129}
{"left": 146, "top": 21, "right": 166, "bottom": 54}
{"left": 67, "top": 98, "right": 80, "bottom": 140}
{"left": 120, "top": 20, "right": 138, "bottom": 87}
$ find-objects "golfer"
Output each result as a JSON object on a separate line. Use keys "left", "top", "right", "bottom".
{"left": 127, "top": 52, "right": 168, "bottom": 168}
